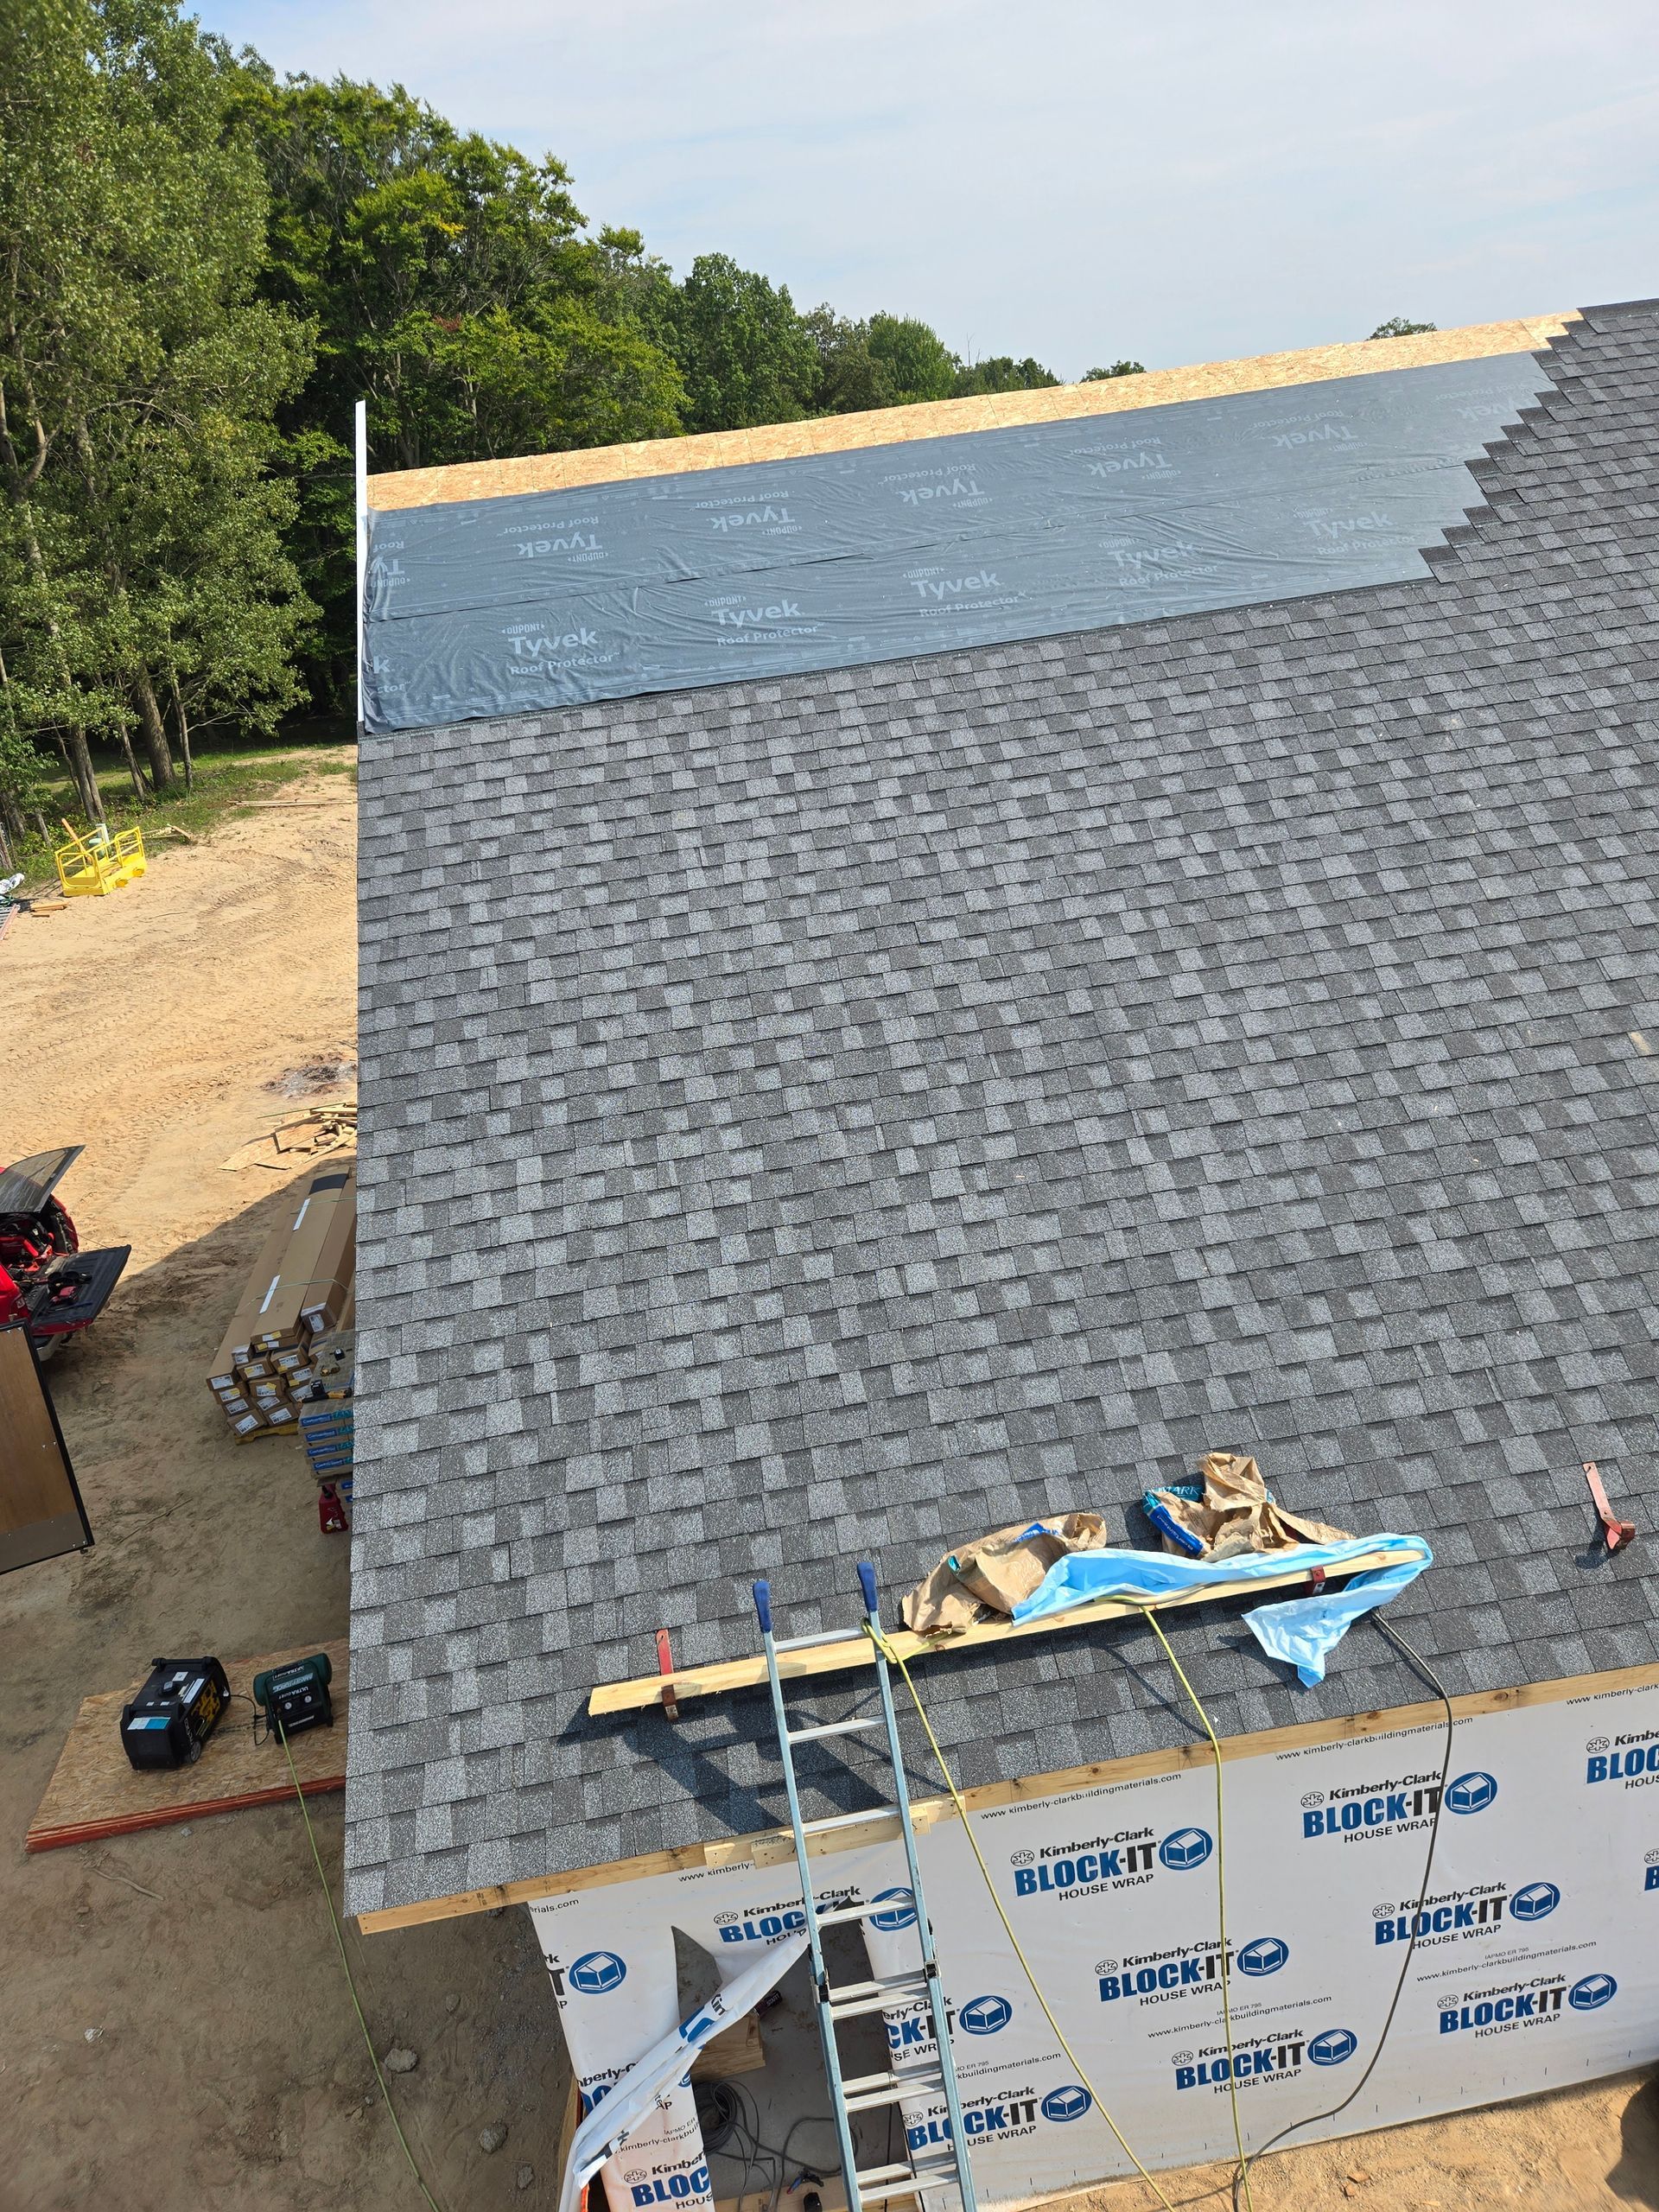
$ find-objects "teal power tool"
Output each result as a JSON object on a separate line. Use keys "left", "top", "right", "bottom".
{"left": 253, "top": 1651, "right": 334, "bottom": 1743}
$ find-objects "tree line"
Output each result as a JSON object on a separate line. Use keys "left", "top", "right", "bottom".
{"left": 0, "top": 0, "right": 1429, "bottom": 862}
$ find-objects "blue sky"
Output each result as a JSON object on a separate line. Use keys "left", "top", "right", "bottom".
{"left": 200, "top": 1, "right": 1659, "bottom": 381}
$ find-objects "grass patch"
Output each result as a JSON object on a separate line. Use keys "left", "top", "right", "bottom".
{"left": 7, "top": 730, "right": 356, "bottom": 890}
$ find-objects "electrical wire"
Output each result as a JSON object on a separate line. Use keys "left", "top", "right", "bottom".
{"left": 866, "top": 1624, "right": 1181, "bottom": 2212}
{"left": 276, "top": 1719, "right": 449, "bottom": 2212}
{"left": 1227, "top": 1612, "right": 1457, "bottom": 2210}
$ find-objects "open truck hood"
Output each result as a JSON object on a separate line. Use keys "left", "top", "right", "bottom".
{"left": 0, "top": 1147, "right": 83, "bottom": 1216}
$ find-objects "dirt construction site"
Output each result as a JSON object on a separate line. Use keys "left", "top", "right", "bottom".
{"left": 1, "top": 766, "right": 1654, "bottom": 2212}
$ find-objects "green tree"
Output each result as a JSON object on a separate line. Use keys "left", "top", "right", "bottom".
{"left": 0, "top": 0, "right": 312, "bottom": 810}
{"left": 866, "top": 314, "right": 957, "bottom": 404}
{"left": 1369, "top": 317, "right": 1437, "bottom": 339}
{"left": 1083, "top": 360, "right": 1146, "bottom": 380}
{"left": 666, "top": 253, "right": 819, "bottom": 433}
{"left": 243, "top": 73, "right": 686, "bottom": 697}
{"left": 951, "top": 355, "right": 1059, "bottom": 397}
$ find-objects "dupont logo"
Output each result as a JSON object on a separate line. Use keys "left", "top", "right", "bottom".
{"left": 1571, "top": 1973, "right": 1618, "bottom": 2012}
{"left": 1040, "top": 2085, "right": 1092, "bottom": 2123}
{"left": 1160, "top": 1827, "right": 1214, "bottom": 1872}
{"left": 1309, "top": 2029, "right": 1358, "bottom": 2067}
{"left": 1237, "top": 1936, "right": 1290, "bottom": 1977}
{"left": 1446, "top": 1772, "right": 1498, "bottom": 1815}
{"left": 958, "top": 1995, "right": 1014, "bottom": 2036}
{"left": 569, "top": 1950, "right": 627, "bottom": 1995}
{"left": 1510, "top": 1882, "right": 1560, "bottom": 1923}
{"left": 868, "top": 1887, "right": 918, "bottom": 1931}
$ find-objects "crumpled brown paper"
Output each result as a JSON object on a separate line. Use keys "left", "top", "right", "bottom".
{"left": 1147, "top": 1452, "right": 1350, "bottom": 1560}
{"left": 903, "top": 1512, "right": 1112, "bottom": 1636}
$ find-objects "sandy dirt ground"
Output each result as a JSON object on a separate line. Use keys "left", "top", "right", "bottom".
{"left": 0, "top": 767, "right": 1652, "bottom": 2212}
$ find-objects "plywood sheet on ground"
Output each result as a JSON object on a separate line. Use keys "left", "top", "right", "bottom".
{"left": 26, "top": 1637, "right": 349, "bottom": 1852}
{"left": 368, "top": 312, "right": 1578, "bottom": 510}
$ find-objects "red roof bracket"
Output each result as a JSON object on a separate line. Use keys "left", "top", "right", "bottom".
{"left": 1583, "top": 1461, "right": 1637, "bottom": 1553}
{"left": 656, "top": 1629, "right": 680, "bottom": 1720}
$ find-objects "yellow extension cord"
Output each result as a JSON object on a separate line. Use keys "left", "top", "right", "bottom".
{"left": 869, "top": 1613, "right": 1256, "bottom": 2212}
{"left": 276, "top": 1719, "right": 449, "bottom": 2212}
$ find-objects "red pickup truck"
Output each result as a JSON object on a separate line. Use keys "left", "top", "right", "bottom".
{"left": 0, "top": 1147, "right": 130, "bottom": 1355}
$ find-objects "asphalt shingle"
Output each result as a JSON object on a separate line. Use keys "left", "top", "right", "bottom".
{"left": 344, "top": 302, "right": 1659, "bottom": 1919}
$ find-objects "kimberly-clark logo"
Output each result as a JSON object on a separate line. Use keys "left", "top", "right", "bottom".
{"left": 868, "top": 1887, "right": 918, "bottom": 1931}
{"left": 1446, "top": 1772, "right": 1499, "bottom": 1815}
{"left": 958, "top": 1995, "right": 1014, "bottom": 2036}
{"left": 1438, "top": 1972, "right": 1594, "bottom": 2034}
{"left": 1570, "top": 1973, "right": 1618, "bottom": 2012}
{"left": 1373, "top": 1885, "right": 1515, "bottom": 1945}
{"left": 1010, "top": 1824, "right": 1207, "bottom": 1899}
{"left": 1511, "top": 1883, "right": 1561, "bottom": 1923}
{"left": 1098, "top": 1935, "right": 1287, "bottom": 2005}
{"left": 1586, "top": 1727, "right": 1659, "bottom": 1783}
{"left": 1160, "top": 1827, "right": 1214, "bottom": 1872}
{"left": 714, "top": 1902, "right": 809, "bottom": 1944}
{"left": 569, "top": 1950, "right": 627, "bottom": 1995}
{"left": 1041, "top": 2086, "right": 1092, "bottom": 2123}
{"left": 1238, "top": 1936, "right": 1290, "bottom": 1977}
{"left": 1302, "top": 1770, "right": 1455, "bottom": 1840}
{"left": 1173, "top": 2027, "right": 1355, "bottom": 2091}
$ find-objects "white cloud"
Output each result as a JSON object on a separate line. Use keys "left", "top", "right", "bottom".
{"left": 207, "top": 0, "right": 1659, "bottom": 377}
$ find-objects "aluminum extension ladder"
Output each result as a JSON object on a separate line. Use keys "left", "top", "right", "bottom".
{"left": 752, "top": 1563, "right": 979, "bottom": 2212}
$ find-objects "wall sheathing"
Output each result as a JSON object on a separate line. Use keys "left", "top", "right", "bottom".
{"left": 533, "top": 1672, "right": 1659, "bottom": 2209}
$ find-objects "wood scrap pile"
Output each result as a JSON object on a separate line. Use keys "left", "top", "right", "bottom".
{"left": 220, "top": 1100, "right": 357, "bottom": 1173}
{"left": 207, "top": 1162, "right": 355, "bottom": 1440}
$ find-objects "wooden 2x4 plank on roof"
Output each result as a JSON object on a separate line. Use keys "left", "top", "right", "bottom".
{"left": 586, "top": 1545, "right": 1414, "bottom": 1714}
{"left": 367, "top": 314, "right": 1580, "bottom": 512}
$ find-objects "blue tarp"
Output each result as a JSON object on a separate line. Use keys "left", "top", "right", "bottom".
{"left": 1011, "top": 1533, "right": 1433, "bottom": 1685}
{"left": 363, "top": 353, "right": 1553, "bottom": 732}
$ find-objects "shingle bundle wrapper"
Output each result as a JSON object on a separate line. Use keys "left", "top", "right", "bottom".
{"left": 1014, "top": 1535, "right": 1433, "bottom": 1685}
{"left": 1145, "top": 1451, "right": 1351, "bottom": 1557}
{"left": 903, "top": 1511, "right": 1115, "bottom": 1634}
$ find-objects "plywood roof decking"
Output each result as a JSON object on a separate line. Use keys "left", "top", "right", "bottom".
{"left": 344, "top": 299, "right": 1659, "bottom": 1925}
{"left": 366, "top": 312, "right": 1579, "bottom": 511}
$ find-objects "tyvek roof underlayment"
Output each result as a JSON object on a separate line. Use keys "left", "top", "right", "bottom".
{"left": 343, "top": 299, "right": 1659, "bottom": 1922}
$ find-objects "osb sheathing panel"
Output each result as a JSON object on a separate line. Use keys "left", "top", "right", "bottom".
{"left": 368, "top": 312, "right": 1580, "bottom": 512}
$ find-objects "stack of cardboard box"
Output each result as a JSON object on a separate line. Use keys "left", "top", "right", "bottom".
{"left": 207, "top": 1163, "right": 356, "bottom": 1440}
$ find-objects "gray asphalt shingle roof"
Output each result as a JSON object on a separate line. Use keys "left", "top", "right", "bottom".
{"left": 344, "top": 299, "right": 1659, "bottom": 1920}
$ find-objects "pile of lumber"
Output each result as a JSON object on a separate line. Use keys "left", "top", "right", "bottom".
{"left": 207, "top": 1163, "right": 355, "bottom": 1440}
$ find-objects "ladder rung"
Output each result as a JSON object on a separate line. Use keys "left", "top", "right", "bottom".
{"left": 842, "top": 2068, "right": 945, "bottom": 2114}
{"left": 801, "top": 1806, "right": 894, "bottom": 1835}
{"left": 786, "top": 1716, "right": 881, "bottom": 1745}
{"left": 817, "top": 1897, "right": 909, "bottom": 1929}
{"left": 774, "top": 1629, "right": 859, "bottom": 1652}
{"left": 855, "top": 2162, "right": 962, "bottom": 2202}
{"left": 828, "top": 1971, "right": 928, "bottom": 2020}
